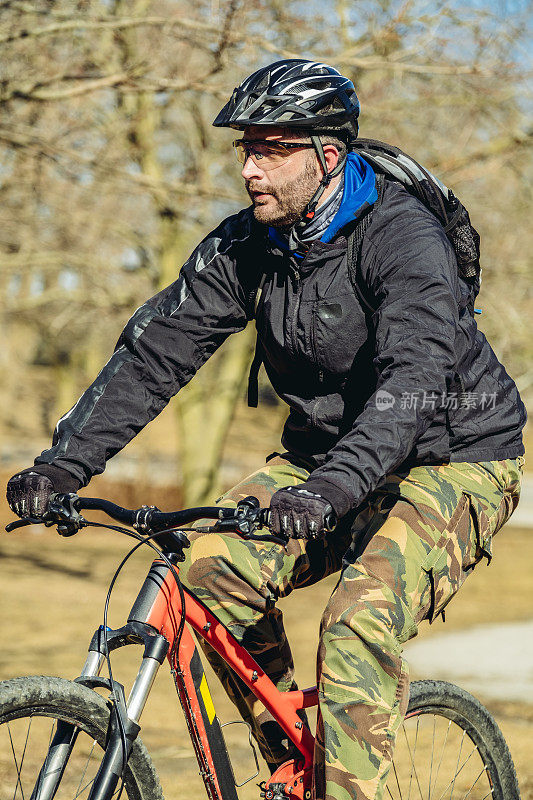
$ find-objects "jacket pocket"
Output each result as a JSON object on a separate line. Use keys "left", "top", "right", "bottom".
{"left": 310, "top": 295, "right": 367, "bottom": 376}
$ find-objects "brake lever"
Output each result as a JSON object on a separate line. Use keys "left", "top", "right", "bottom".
{"left": 5, "top": 517, "right": 43, "bottom": 532}
{"left": 206, "top": 497, "right": 292, "bottom": 544}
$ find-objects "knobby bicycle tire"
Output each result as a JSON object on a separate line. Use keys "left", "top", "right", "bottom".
{"left": 387, "top": 679, "right": 520, "bottom": 799}
{"left": 0, "top": 675, "right": 163, "bottom": 800}
{"left": 0, "top": 676, "right": 521, "bottom": 800}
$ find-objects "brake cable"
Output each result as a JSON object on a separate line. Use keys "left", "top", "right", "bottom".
{"left": 81, "top": 521, "right": 188, "bottom": 800}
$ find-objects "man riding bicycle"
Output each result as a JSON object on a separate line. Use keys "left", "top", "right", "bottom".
{"left": 7, "top": 60, "right": 526, "bottom": 800}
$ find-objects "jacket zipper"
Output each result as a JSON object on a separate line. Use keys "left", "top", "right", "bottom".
{"left": 288, "top": 266, "right": 301, "bottom": 359}
{"left": 310, "top": 304, "right": 324, "bottom": 384}
{"left": 289, "top": 259, "right": 323, "bottom": 385}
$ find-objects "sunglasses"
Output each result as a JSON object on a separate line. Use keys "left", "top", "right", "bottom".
{"left": 232, "top": 139, "right": 315, "bottom": 169}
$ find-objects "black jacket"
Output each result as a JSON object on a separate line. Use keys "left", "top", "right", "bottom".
{"left": 36, "top": 180, "right": 526, "bottom": 517}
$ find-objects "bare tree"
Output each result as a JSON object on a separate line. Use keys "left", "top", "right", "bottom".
{"left": 1, "top": 0, "right": 530, "bottom": 499}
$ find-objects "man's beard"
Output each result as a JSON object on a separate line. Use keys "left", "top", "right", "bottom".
{"left": 246, "top": 156, "right": 319, "bottom": 229}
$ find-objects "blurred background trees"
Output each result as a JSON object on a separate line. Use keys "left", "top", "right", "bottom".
{"left": 1, "top": 0, "right": 531, "bottom": 503}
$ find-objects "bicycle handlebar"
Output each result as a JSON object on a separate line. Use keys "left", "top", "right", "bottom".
{"left": 5, "top": 492, "right": 336, "bottom": 549}
{"left": 71, "top": 496, "right": 237, "bottom": 530}
{"left": 73, "top": 494, "right": 271, "bottom": 533}
{"left": 5, "top": 492, "right": 274, "bottom": 545}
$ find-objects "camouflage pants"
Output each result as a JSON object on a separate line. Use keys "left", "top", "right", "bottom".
{"left": 179, "top": 454, "right": 524, "bottom": 800}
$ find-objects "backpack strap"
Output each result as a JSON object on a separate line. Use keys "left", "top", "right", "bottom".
{"left": 346, "top": 172, "right": 385, "bottom": 316}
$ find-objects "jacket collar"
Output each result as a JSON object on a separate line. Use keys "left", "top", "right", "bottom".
{"left": 320, "top": 153, "right": 377, "bottom": 243}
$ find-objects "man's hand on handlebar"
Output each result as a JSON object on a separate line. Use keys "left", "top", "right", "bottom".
{"left": 6, "top": 465, "right": 81, "bottom": 519}
{"left": 268, "top": 486, "right": 337, "bottom": 540}
{"left": 5, "top": 478, "right": 338, "bottom": 545}
{"left": 6, "top": 470, "right": 54, "bottom": 519}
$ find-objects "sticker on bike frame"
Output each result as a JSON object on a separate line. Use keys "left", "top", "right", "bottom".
{"left": 200, "top": 674, "right": 216, "bottom": 725}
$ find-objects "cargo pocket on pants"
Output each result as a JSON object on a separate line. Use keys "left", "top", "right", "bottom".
{"left": 420, "top": 492, "right": 487, "bottom": 624}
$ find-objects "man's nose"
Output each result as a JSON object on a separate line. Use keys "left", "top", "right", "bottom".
{"left": 241, "top": 155, "right": 264, "bottom": 180}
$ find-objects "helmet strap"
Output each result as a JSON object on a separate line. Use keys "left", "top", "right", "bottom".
{"left": 295, "top": 134, "right": 347, "bottom": 232}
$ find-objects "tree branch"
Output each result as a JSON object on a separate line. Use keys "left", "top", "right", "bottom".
{"left": 337, "top": 57, "right": 499, "bottom": 77}
{"left": 434, "top": 128, "right": 533, "bottom": 178}
{"left": 0, "top": 125, "right": 242, "bottom": 202}
{"left": 0, "top": 14, "right": 222, "bottom": 45}
{"left": 3, "top": 72, "right": 131, "bottom": 101}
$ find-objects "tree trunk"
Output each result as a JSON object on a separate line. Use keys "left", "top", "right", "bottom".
{"left": 175, "top": 327, "right": 255, "bottom": 506}
{"left": 113, "top": 4, "right": 256, "bottom": 504}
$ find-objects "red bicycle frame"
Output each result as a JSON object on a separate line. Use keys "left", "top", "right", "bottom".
{"left": 127, "top": 558, "right": 318, "bottom": 800}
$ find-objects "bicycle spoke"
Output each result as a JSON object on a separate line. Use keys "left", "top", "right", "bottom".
{"left": 17, "top": 714, "right": 33, "bottom": 788}
{"left": 390, "top": 758, "right": 403, "bottom": 799}
{"left": 4, "top": 717, "right": 107, "bottom": 800}
{"left": 33, "top": 718, "right": 58, "bottom": 800}
{"left": 394, "top": 715, "right": 494, "bottom": 800}
{"left": 74, "top": 738, "right": 98, "bottom": 800}
{"left": 449, "top": 730, "right": 466, "bottom": 799}
{"left": 74, "top": 777, "right": 98, "bottom": 800}
{"left": 436, "top": 738, "right": 480, "bottom": 800}
{"left": 428, "top": 714, "right": 436, "bottom": 800}
{"left": 384, "top": 685, "right": 516, "bottom": 800}
{"left": 0, "top": 677, "right": 160, "bottom": 800}
{"left": 413, "top": 718, "right": 425, "bottom": 800}
{"left": 402, "top": 719, "right": 425, "bottom": 800}
{"left": 402, "top": 723, "right": 413, "bottom": 800}
{"left": 431, "top": 719, "right": 451, "bottom": 799}
{"left": 453, "top": 744, "right": 481, "bottom": 792}
{"left": 73, "top": 769, "right": 124, "bottom": 800}
{"left": 461, "top": 765, "right": 491, "bottom": 799}
{"left": 413, "top": 717, "right": 422, "bottom": 800}
{"left": 7, "top": 721, "right": 27, "bottom": 800}
{"left": 403, "top": 723, "right": 414, "bottom": 800}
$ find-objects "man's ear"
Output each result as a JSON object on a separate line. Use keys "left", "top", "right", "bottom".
{"left": 322, "top": 144, "right": 340, "bottom": 173}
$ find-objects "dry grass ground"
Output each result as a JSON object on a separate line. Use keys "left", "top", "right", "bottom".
{"left": 0, "top": 478, "right": 532, "bottom": 799}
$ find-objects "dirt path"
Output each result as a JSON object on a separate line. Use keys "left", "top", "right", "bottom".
{"left": 405, "top": 619, "right": 533, "bottom": 702}
{"left": 1, "top": 482, "right": 532, "bottom": 799}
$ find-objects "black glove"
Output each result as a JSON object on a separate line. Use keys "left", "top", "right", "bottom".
{"left": 268, "top": 485, "right": 337, "bottom": 540}
{"left": 6, "top": 464, "right": 81, "bottom": 519}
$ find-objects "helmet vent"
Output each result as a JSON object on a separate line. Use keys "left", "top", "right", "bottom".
{"left": 212, "top": 58, "right": 360, "bottom": 136}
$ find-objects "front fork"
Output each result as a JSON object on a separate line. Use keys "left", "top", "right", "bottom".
{"left": 30, "top": 620, "right": 169, "bottom": 800}
{"left": 29, "top": 650, "right": 105, "bottom": 800}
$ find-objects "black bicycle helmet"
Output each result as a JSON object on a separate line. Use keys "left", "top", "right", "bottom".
{"left": 213, "top": 58, "right": 359, "bottom": 142}
{"left": 214, "top": 60, "right": 360, "bottom": 236}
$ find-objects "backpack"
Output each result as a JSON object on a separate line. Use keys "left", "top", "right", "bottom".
{"left": 347, "top": 138, "right": 482, "bottom": 314}
{"left": 247, "top": 139, "right": 482, "bottom": 406}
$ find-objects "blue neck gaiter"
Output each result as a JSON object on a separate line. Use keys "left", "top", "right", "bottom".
{"left": 269, "top": 152, "right": 377, "bottom": 256}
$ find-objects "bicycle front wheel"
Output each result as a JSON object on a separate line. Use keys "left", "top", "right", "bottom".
{"left": 388, "top": 679, "right": 520, "bottom": 799}
{"left": 0, "top": 676, "right": 163, "bottom": 800}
